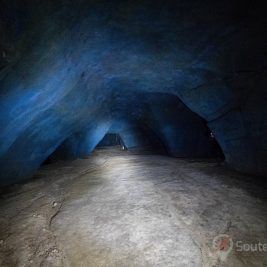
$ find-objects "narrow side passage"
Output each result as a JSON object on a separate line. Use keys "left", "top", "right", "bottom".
{"left": 0, "top": 148, "right": 266, "bottom": 266}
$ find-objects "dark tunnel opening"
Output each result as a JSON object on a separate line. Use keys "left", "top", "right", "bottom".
{"left": 207, "top": 131, "right": 225, "bottom": 160}
{"left": 97, "top": 133, "right": 126, "bottom": 149}
{"left": 42, "top": 130, "right": 225, "bottom": 167}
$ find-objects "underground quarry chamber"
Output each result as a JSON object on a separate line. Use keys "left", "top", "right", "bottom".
{"left": 0, "top": 0, "right": 267, "bottom": 266}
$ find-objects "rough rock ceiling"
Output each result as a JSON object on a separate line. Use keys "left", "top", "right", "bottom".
{"left": 0, "top": 0, "right": 266, "bottom": 185}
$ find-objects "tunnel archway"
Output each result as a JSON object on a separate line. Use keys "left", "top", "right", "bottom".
{"left": 0, "top": 1, "right": 267, "bottom": 266}
{"left": 0, "top": 0, "right": 266, "bottom": 186}
{"left": 97, "top": 133, "right": 126, "bottom": 149}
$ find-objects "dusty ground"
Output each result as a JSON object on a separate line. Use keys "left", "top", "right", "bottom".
{"left": 0, "top": 147, "right": 266, "bottom": 267}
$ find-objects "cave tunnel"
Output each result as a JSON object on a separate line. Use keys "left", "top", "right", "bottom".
{"left": 0, "top": 0, "right": 266, "bottom": 266}
{"left": 97, "top": 134, "right": 124, "bottom": 148}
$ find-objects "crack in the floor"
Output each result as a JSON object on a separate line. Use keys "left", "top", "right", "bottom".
{"left": 49, "top": 198, "right": 64, "bottom": 228}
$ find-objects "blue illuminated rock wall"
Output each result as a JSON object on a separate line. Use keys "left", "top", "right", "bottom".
{"left": 50, "top": 94, "right": 215, "bottom": 161}
{"left": 0, "top": 0, "right": 266, "bottom": 185}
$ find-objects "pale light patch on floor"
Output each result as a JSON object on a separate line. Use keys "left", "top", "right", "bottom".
{"left": 0, "top": 147, "right": 266, "bottom": 266}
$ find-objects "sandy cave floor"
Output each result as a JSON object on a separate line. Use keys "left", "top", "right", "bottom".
{"left": 0, "top": 147, "right": 267, "bottom": 267}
